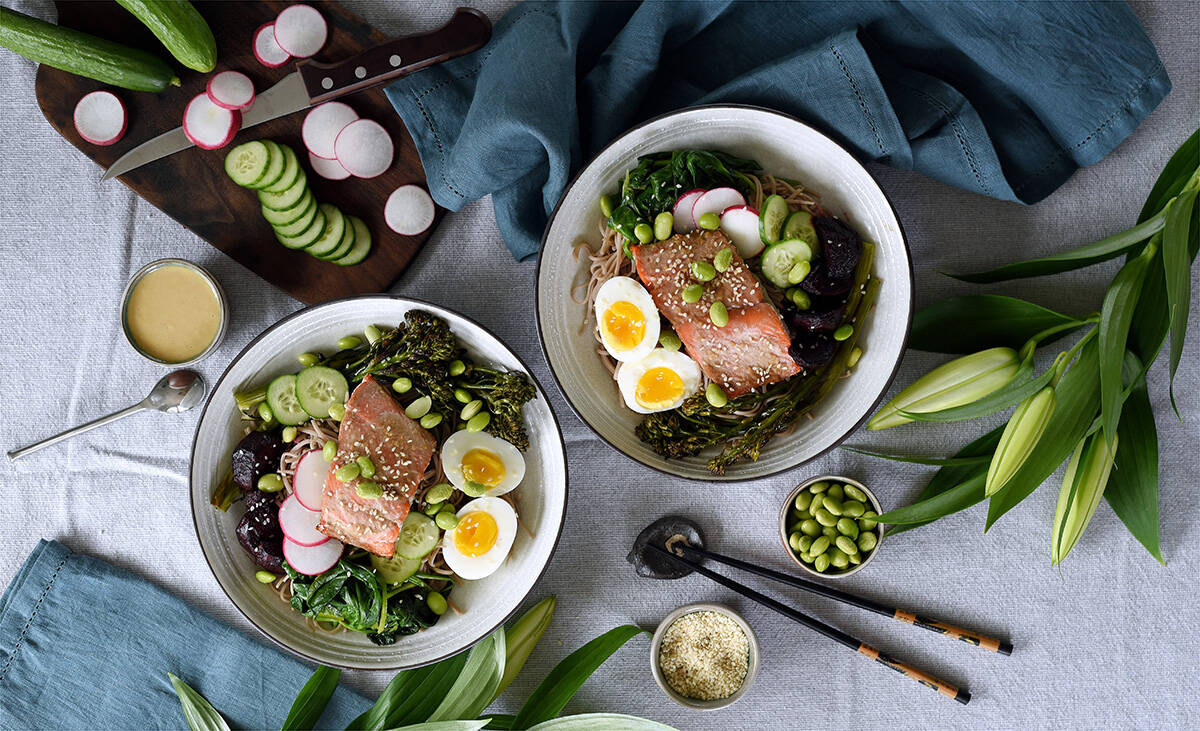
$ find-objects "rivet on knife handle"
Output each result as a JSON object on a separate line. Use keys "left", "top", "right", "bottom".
{"left": 297, "top": 7, "right": 491, "bottom": 105}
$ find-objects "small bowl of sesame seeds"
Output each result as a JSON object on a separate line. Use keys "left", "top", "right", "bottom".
{"left": 650, "top": 603, "right": 759, "bottom": 710}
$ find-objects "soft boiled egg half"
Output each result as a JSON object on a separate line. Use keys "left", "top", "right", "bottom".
{"left": 594, "top": 276, "right": 660, "bottom": 362}
{"left": 441, "top": 496, "right": 518, "bottom": 580}
{"left": 615, "top": 348, "right": 702, "bottom": 414}
{"left": 441, "top": 430, "right": 525, "bottom": 496}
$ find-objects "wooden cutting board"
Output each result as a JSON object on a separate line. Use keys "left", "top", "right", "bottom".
{"left": 35, "top": 0, "right": 447, "bottom": 304}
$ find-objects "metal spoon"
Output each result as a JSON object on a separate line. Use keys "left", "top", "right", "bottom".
{"left": 7, "top": 370, "right": 206, "bottom": 460}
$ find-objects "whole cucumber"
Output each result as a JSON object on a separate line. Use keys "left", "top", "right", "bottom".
{"left": 0, "top": 7, "right": 178, "bottom": 92}
{"left": 116, "top": 0, "right": 217, "bottom": 73}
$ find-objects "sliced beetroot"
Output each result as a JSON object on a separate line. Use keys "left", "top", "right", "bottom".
{"left": 333, "top": 118, "right": 393, "bottom": 178}
{"left": 236, "top": 490, "right": 284, "bottom": 571}
{"left": 719, "top": 205, "right": 763, "bottom": 259}
{"left": 309, "top": 150, "right": 350, "bottom": 180}
{"left": 206, "top": 70, "right": 255, "bottom": 111}
{"left": 787, "top": 302, "right": 846, "bottom": 333}
{"left": 273, "top": 4, "right": 328, "bottom": 59}
{"left": 813, "top": 216, "right": 863, "bottom": 279}
{"left": 183, "top": 93, "right": 240, "bottom": 150}
{"left": 302, "top": 101, "right": 357, "bottom": 160}
{"left": 292, "top": 449, "right": 328, "bottom": 510}
{"left": 231, "top": 431, "right": 285, "bottom": 490}
{"left": 800, "top": 260, "right": 853, "bottom": 297}
{"left": 73, "top": 90, "right": 127, "bottom": 146}
{"left": 384, "top": 185, "right": 435, "bottom": 235}
{"left": 789, "top": 332, "right": 836, "bottom": 370}
{"left": 691, "top": 187, "right": 745, "bottom": 229}
{"left": 278, "top": 494, "right": 327, "bottom": 546}
{"left": 283, "top": 536, "right": 343, "bottom": 575}
{"left": 253, "top": 22, "right": 291, "bottom": 68}
{"left": 672, "top": 189, "right": 705, "bottom": 234}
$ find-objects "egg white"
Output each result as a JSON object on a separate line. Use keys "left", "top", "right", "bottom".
{"left": 441, "top": 496, "right": 518, "bottom": 580}
{"left": 615, "top": 349, "right": 702, "bottom": 414}
{"left": 593, "top": 276, "right": 661, "bottom": 362}
{"left": 440, "top": 430, "right": 525, "bottom": 496}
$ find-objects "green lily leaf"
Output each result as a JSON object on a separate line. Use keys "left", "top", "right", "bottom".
{"left": 1162, "top": 186, "right": 1198, "bottom": 414}
{"left": 896, "top": 354, "right": 1047, "bottom": 423}
{"left": 510, "top": 626, "right": 646, "bottom": 729}
{"left": 876, "top": 471, "right": 987, "bottom": 527}
{"left": 386, "top": 722, "right": 491, "bottom": 731}
{"left": 839, "top": 446, "right": 992, "bottom": 467}
{"left": 1138, "top": 129, "right": 1199, "bottom": 222}
{"left": 909, "top": 295, "right": 1084, "bottom": 353}
{"left": 346, "top": 653, "right": 470, "bottom": 730}
{"left": 282, "top": 665, "right": 340, "bottom": 731}
{"left": 1104, "top": 351, "right": 1165, "bottom": 564}
{"left": 494, "top": 596, "right": 556, "bottom": 702}
{"left": 484, "top": 716, "right": 516, "bottom": 730}
{"left": 1099, "top": 240, "right": 1157, "bottom": 447}
{"left": 945, "top": 212, "right": 1165, "bottom": 284}
{"left": 167, "top": 673, "right": 231, "bottom": 731}
{"left": 526, "top": 714, "right": 678, "bottom": 730}
{"left": 427, "top": 630, "right": 506, "bottom": 722}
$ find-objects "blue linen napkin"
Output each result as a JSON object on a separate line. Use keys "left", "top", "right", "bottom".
{"left": 384, "top": 0, "right": 1169, "bottom": 260}
{"left": 0, "top": 540, "right": 371, "bottom": 730}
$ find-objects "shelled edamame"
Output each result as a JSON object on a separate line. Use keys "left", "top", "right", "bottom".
{"left": 785, "top": 480, "right": 881, "bottom": 575}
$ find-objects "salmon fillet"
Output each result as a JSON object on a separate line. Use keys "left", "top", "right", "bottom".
{"left": 318, "top": 375, "right": 436, "bottom": 557}
{"left": 633, "top": 231, "right": 800, "bottom": 397}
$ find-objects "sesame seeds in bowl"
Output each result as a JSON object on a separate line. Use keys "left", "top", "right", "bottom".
{"left": 650, "top": 603, "right": 759, "bottom": 710}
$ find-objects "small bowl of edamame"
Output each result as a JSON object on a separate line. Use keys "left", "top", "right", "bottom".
{"left": 780, "top": 475, "right": 884, "bottom": 578}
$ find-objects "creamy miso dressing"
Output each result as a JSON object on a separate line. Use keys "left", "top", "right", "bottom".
{"left": 126, "top": 264, "right": 220, "bottom": 363}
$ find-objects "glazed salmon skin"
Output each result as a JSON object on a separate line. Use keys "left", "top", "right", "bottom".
{"left": 318, "top": 375, "right": 436, "bottom": 557}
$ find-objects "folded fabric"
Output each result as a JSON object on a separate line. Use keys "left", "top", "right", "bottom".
{"left": 385, "top": 0, "right": 1169, "bottom": 260}
{"left": 0, "top": 540, "right": 371, "bottom": 730}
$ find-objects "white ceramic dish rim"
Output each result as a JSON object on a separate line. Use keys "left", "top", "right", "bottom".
{"left": 534, "top": 104, "right": 914, "bottom": 482}
{"left": 778, "top": 474, "right": 884, "bottom": 579}
{"left": 649, "top": 602, "right": 761, "bottom": 710}
{"left": 188, "top": 294, "right": 569, "bottom": 670}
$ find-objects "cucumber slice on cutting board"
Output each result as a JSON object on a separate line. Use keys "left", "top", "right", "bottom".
{"left": 333, "top": 215, "right": 372, "bottom": 266}
{"left": 295, "top": 365, "right": 348, "bottom": 418}
{"left": 250, "top": 140, "right": 287, "bottom": 190}
{"left": 305, "top": 204, "right": 346, "bottom": 258}
{"left": 259, "top": 169, "right": 308, "bottom": 210}
{"left": 262, "top": 190, "right": 315, "bottom": 226}
{"left": 394, "top": 512, "right": 440, "bottom": 560}
{"left": 271, "top": 197, "right": 319, "bottom": 236}
{"left": 262, "top": 145, "right": 302, "bottom": 194}
{"left": 277, "top": 207, "right": 326, "bottom": 250}
{"left": 266, "top": 374, "right": 308, "bottom": 426}
{"left": 316, "top": 212, "right": 356, "bottom": 261}
{"left": 224, "top": 140, "right": 271, "bottom": 187}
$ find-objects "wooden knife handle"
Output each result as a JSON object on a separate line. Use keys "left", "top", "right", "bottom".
{"left": 297, "top": 7, "right": 491, "bottom": 105}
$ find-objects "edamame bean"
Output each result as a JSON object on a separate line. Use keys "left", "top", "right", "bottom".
{"left": 654, "top": 211, "right": 674, "bottom": 241}
{"left": 393, "top": 377, "right": 413, "bottom": 394}
{"left": 282, "top": 426, "right": 298, "bottom": 443}
{"left": 452, "top": 388, "right": 471, "bottom": 404}
{"left": 257, "top": 473, "right": 284, "bottom": 492}
{"left": 790, "top": 288, "right": 811, "bottom": 310}
{"left": 336, "top": 463, "right": 360, "bottom": 482}
{"left": 848, "top": 552, "right": 862, "bottom": 565}
{"left": 634, "top": 223, "right": 654, "bottom": 243}
{"left": 798, "top": 535, "right": 814, "bottom": 553}
{"left": 858, "top": 511, "right": 878, "bottom": 530}
{"left": 599, "top": 194, "right": 614, "bottom": 218}
{"left": 420, "top": 413, "right": 443, "bottom": 429}
{"left": 822, "top": 526, "right": 837, "bottom": 538}
{"left": 794, "top": 491, "right": 813, "bottom": 512}
{"left": 405, "top": 395, "right": 432, "bottom": 419}
{"left": 462, "top": 480, "right": 487, "bottom": 497}
{"left": 423, "top": 502, "right": 443, "bottom": 516}
{"left": 426, "top": 591, "right": 448, "bottom": 616}
{"left": 356, "top": 480, "right": 382, "bottom": 499}
{"left": 788, "top": 532, "right": 804, "bottom": 552}
{"left": 858, "top": 531, "right": 878, "bottom": 552}
{"left": 814, "top": 554, "right": 830, "bottom": 572}
{"left": 799, "top": 552, "right": 815, "bottom": 564}
{"left": 713, "top": 247, "right": 734, "bottom": 272}
{"left": 841, "top": 500, "right": 865, "bottom": 518}
{"left": 682, "top": 283, "right": 704, "bottom": 303}
{"left": 435, "top": 510, "right": 459, "bottom": 530}
{"left": 460, "top": 399, "right": 484, "bottom": 421}
{"left": 697, "top": 212, "right": 720, "bottom": 230}
{"left": 834, "top": 324, "right": 854, "bottom": 341}
{"left": 255, "top": 570, "right": 277, "bottom": 584}
{"left": 815, "top": 508, "right": 837, "bottom": 527}
{"left": 828, "top": 548, "right": 849, "bottom": 569}
{"left": 659, "top": 331, "right": 682, "bottom": 351}
{"left": 788, "top": 260, "right": 811, "bottom": 284}
{"left": 448, "top": 360, "right": 466, "bottom": 376}
{"left": 822, "top": 497, "right": 843, "bottom": 516}
{"left": 809, "top": 493, "right": 824, "bottom": 514}
{"left": 809, "top": 536, "right": 831, "bottom": 556}
{"left": 827, "top": 484, "right": 844, "bottom": 500}
{"left": 337, "top": 335, "right": 362, "bottom": 350}
{"left": 467, "top": 412, "right": 491, "bottom": 432}
{"left": 328, "top": 402, "right": 346, "bottom": 421}
{"left": 298, "top": 352, "right": 319, "bottom": 367}
{"left": 322, "top": 440, "right": 337, "bottom": 462}
{"left": 426, "top": 483, "right": 454, "bottom": 504}
{"left": 848, "top": 347, "right": 863, "bottom": 368}
{"left": 844, "top": 484, "right": 868, "bottom": 502}
{"left": 356, "top": 455, "right": 376, "bottom": 479}
{"left": 705, "top": 383, "right": 728, "bottom": 407}
{"left": 709, "top": 301, "right": 729, "bottom": 327}
{"left": 809, "top": 481, "right": 829, "bottom": 493}
{"left": 258, "top": 402, "right": 274, "bottom": 423}
{"left": 836, "top": 518, "right": 859, "bottom": 539}
{"left": 691, "top": 261, "right": 717, "bottom": 282}
{"left": 799, "top": 519, "right": 821, "bottom": 537}
{"left": 835, "top": 536, "right": 858, "bottom": 555}
{"left": 364, "top": 325, "right": 382, "bottom": 344}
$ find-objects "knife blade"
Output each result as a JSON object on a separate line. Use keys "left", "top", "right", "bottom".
{"left": 101, "top": 7, "right": 491, "bottom": 181}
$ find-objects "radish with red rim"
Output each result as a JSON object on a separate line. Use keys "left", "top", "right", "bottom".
{"left": 719, "top": 204, "right": 764, "bottom": 258}
{"left": 384, "top": 185, "right": 435, "bottom": 235}
{"left": 278, "top": 493, "right": 327, "bottom": 546}
{"left": 292, "top": 450, "right": 328, "bottom": 510}
{"left": 273, "top": 4, "right": 328, "bottom": 59}
{"left": 182, "top": 93, "right": 240, "bottom": 150}
{"left": 73, "top": 90, "right": 126, "bottom": 146}
{"left": 691, "top": 187, "right": 745, "bottom": 229}
{"left": 333, "top": 119, "right": 394, "bottom": 178}
{"left": 253, "top": 22, "right": 290, "bottom": 68}
{"left": 672, "top": 189, "right": 704, "bottom": 233}
{"left": 283, "top": 536, "right": 344, "bottom": 575}
{"left": 309, "top": 150, "right": 350, "bottom": 180}
{"left": 302, "top": 101, "right": 357, "bottom": 160}
{"left": 206, "top": 70, "right": 255, "bottom": 111}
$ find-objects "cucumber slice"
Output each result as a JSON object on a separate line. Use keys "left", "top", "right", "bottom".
{"left": 262, "top": 145, "right": 302, "bottom": 193}
{"left": 761, "top": 239, "right": 814, "bottom": 288}
{"left": 262, "top": 190, "right": 314, "bottom": 226}
{"left": 371, "top": 552, "right": 421, "bottom": 584}
{"left": 394, "top": 512, "right": 440, "bottom": 560}
{"left": 258, "top": 169, "right": 308, "bottom": 211}
{"left": 224, "top": 140, "right": 271, "bottom": 188}
{"left": 316, "top": 212, "right": 356, "bottom": 261}
{"left": 266, "top": 374, "right": 308, "bottom": 426}
{"left": 759, "top": 194, "right": 790, "bottom": 245}
{"left": 295, "top": 365, "right": 348, "bottom": 419}
{"left": 305, "top": 204, "right": 346, "bottom": 258}
{"left": 277, "top": 208, "right": 326, "bottom": 250}
{"left": 271, "top": 198, "right": 318, "bottom": 237}
{"left": 333, "top": 215, "right": 372, "bottom": 266}
{"left": 780, "top": 210, "right": 817, "bottom": 248}
{"left": 251, "top": 140, "right": 287, "bottom": 190}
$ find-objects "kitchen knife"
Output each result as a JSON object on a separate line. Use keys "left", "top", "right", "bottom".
{"left": 102, "top": 7, "right": 491, "bottom": 181}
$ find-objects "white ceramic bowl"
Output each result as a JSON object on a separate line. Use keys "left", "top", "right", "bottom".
{"left": 190, "top": 296, "right": 568, "bottom": 670}
{"left": 536, "top": 105, "right": 913, "bottom": 481}
{"left": 779, "top": 475, "right": 884, "bottom": 579}
{"left": 650, "top": 603, "right": 760, "bottom": 710}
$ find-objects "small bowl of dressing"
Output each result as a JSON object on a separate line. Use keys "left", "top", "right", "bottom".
{"left": 121, "top": 259, "right": 228, "bottom": 367}
{"left": 650, "top": 603, "right": 759, "bottom": 710}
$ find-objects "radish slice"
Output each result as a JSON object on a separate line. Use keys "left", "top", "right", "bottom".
{"left": 384, "top": 185, "right": 435, "bottom": 235}
{"left": 309, "top": 150, "right": 350, "bottom": 180}
{"left": 302, "top": 102, "right": 358, "bottom": 160}
{"left": 673, "top": 189, "right": 705, "bottom": 234}
{"left": 292, "top": 450, "right": 329, "bottom": 510}
{"left": 73, "top": 91, "right": 126, "bottom": 146}
{"left": 720, "top": 205, "right": 765, "bottom": 258}
{"left": 691, "top": 187, "right": 746, "bottom": 228}
{"left": 274, "top": 4, "right": 328, "bottom": 59}
{"left": 283, "top": 536, "right": 343, "bottom": 575}
{"left": 253, "top": 22, "right": 291, "bottom": 68}
{"left": 277, "top": 494, "right": 327, "bottom": 547}
{"left": 206, "top": 70, "right": 255, "bottom": 111}
{"left": 333, "top": 119, "right": 393, "bottom": 178}
{"left": 183, "top": 94, "right": 240, "bottom": 150}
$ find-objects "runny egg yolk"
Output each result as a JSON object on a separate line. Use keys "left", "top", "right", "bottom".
{"left": 454, "top": 511, "right": 499, "bottom": 557}
{"left": 462, "top": 448, "right": 506, "bottom": 487}
{"left": 635, "top": 366, "right": 684, "bottom": 410}
{"left": 600, "top": 300, "right": 646, "bottom": 351}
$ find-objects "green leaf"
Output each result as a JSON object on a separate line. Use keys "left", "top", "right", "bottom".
{"left": 484, "top": 716, "right": 516, "bottom": 730}
{"left": 510, "top": 626, "right": 647, "bottom": 729}
{"left": 427, "top": 630, "right": 507, "bottom": 722}
{"left": 494, "top": 596, "right": 556, "bottom": 702}
{"left": 896, "top": 355, "right": 1048, "bottom": 422}
{"left": 167, "top": 673, "right": 231, "bottom": 731}
{"left": 1138, "top": 129, "right": 1199, "bottom": 222}
{"left": 1104, "top": 351, "right": 1165, "bottom": 563}
{"left": 526, "top": 714, "right": 678, "bottom": 730}
{"left": 909, "top": 295, "right": 1083, "bottom": 353}
{"left": 945, "top": 212, "right": 1166, "bottom": 283}
{"left": 840, "top": 446, "right": 992, "bottom": 467}
{"left": 282, "top": 665, "right": 340, "bottom": 731}
{"left": 1162, "top": 187, "right": 1198, "bottom": 414}
{"left": 1099, "top": 241, "right": 1157, "bottom": 447}
{"left": 347, "top": 653, "right": 470, "bottom": 730}
{"left": 875, "top": 471, "right": 987, "bottom": 526}
{"left": 385, "top": 722, "right": 492, "bottom": 731}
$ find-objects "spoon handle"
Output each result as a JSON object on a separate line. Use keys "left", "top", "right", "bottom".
{"left": 7, "top": 401, "right": 148, "bottom": 460}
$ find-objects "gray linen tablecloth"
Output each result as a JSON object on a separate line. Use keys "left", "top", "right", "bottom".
{"left": 1, "top": 1, "right": 1197, "bottom": 728}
